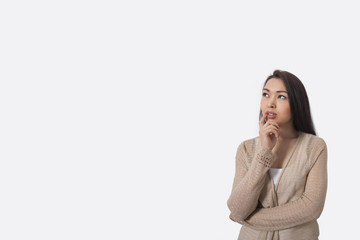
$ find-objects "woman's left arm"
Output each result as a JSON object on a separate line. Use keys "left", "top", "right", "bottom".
{"left": 238, "top": 140, "right": 328, "bottom": 231}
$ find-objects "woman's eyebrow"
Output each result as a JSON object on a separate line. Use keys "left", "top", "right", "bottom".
{"left": 263, "top": 88, "right": 288, "bottom": 94}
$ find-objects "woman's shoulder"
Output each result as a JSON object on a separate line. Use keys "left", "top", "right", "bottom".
{"left": 236, "top": 135, "right": 261, "bottom": 154}
{"left": 301, "top": 131, "right": 326, "bottom": 145}
{"left": 300, "top": 132, "right": 327, "bottom": 153}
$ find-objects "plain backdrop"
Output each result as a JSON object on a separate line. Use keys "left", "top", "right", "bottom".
{"left": 0, "top": 1, "right": 359, "bottom": 239}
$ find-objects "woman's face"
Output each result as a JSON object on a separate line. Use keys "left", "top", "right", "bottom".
{"left": 261, "top": 78, "right": 292, "bottom": 126}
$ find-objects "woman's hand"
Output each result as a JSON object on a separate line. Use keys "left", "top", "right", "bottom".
{"left": 259, "top": 113, "right": 280, "bottom": 151}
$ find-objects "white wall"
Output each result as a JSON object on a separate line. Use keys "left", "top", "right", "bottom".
{"left": 0, "top": 1, "right": 358, "bottom": 239}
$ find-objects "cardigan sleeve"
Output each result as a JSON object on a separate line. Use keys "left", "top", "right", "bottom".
{"left": 227, "top": 141, "right": 277, "bottom": 222}
{"left": 239, "top": 140, "right": 328, "bottom": 231}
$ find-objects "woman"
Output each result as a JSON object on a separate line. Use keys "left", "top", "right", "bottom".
{"left": 227, "top": 70, "right": 327, "bottom": 240}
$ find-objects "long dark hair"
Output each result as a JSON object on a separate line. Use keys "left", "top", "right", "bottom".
{"left": 259, "top": 70, "right": 317, "bottom": 136}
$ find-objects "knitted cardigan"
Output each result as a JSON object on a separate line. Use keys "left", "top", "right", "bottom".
{"left": 227, "top": 132, "right": 327, "bottom": 240}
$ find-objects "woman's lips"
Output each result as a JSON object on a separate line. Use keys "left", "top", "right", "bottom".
{"left": 266, "top": 112, "right": 277, "bottom": 119}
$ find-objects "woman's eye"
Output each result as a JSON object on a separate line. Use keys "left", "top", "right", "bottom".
{"left": 262, "top": 93, "right": 269, "bottom": 97}
{"left": 279, "top": 95, "right": 287, "bottom": 99}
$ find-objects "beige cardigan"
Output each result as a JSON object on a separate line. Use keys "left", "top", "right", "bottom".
{"left": 227, "top": 132, "right": 327, "bottom": 240}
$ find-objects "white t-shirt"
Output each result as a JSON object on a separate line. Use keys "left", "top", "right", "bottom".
{"left": 270, "top": 168, "right": 283, "bottom": 186}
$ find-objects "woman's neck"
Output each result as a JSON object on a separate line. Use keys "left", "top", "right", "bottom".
{"left": 278, "top": 123, "right": 299, "bottom": 140}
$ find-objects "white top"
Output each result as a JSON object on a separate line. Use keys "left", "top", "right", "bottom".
{"left": 270, "top": 168, "right": 283, "bottom": 186}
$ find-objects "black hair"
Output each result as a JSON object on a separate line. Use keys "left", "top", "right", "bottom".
{"left": 259, "top": 70, "right": 317, "bottom": 136}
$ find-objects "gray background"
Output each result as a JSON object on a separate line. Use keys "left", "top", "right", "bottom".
{"left": 0, "top": 0, "right": 358, "bottom": 239}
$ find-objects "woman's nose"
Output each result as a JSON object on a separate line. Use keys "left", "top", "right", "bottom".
{"left": 267, "top": 98, "right": 276, "bottom": 108}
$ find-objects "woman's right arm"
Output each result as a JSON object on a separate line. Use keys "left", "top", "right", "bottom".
{"left": 227, "top": 113, "right": 279, "bottom": 222}
{"left": 227, "top": 142, "right": 276, "bottom": 222}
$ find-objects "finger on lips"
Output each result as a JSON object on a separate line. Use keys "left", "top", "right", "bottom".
{"left": 260, "top": 113, "right": 267, "bottom": 125}
{"left": 260, "top": 113, "right": 280, "bottom": 137}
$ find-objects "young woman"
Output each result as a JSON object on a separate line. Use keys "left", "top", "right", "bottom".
{"left": 227, "top": 70, "right": 327, "bottom": 240}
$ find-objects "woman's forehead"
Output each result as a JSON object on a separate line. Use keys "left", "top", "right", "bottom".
{"left": 264, "top": 78, "right": 287, "bottom": 92}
